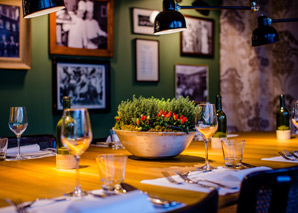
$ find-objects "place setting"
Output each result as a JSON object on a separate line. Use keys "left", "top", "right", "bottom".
{"left": 141, "top": 103, "right": 272, "bottom": 196}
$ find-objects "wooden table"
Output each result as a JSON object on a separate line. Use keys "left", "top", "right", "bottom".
{"left": 0, "top": 132, "right": 297, "bottom": 211}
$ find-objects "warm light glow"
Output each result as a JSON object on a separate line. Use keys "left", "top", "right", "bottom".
{"left": 24, "top": 6, "right": 65, "bottom": 18}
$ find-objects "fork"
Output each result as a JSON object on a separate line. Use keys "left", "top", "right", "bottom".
{"left": 173, "top": 171, "right": 218, "bottom": 190}
{"left": 278, "top": 151, "right": 297, "bottom": 161}
{"left": 161, "top": 171, "right": 183, "bottom": 184}
{"left": 5, "top": 199, "right": 28, "bottom": 213}
{"left": 174, "top": 171, "right": 238, "bottom": 190}
{"left": 283, "top": 150, "right": 298, "bottom": 159}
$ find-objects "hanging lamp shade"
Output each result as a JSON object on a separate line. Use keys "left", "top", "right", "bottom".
{"left": 252, "top": 15, "right": 279, "bottom": 46}
{"left": 154, "top": 0, "right": 186, "bottom": 35}
{"left": 22, "top": 0, "right": 65, "bottom": 18}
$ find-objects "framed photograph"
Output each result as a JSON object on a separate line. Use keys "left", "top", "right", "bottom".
{"left": 49, "top": 0, "right": 114, "bottom": 57}
{"left": 181, "top": 15, "right": 214, "bottom": 57}
{"left": 52, "top": 58, "right": 110, "bottom": 114}
{"left": 175, "top": 64, "right": 208, "bottom": 103}
{"left": 132, "top": 8, "right": 159, "bottom": 35}
{"left": 0, "top": 0, "right": 31, "bottom": 69}
{"left": 135, "top": 39, "right": 159, "bottom": 82}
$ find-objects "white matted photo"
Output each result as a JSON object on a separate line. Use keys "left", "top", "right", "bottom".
{"left": 175, "top": 64, "right": 208, "bottom": 103}
{"left": 53, "top": 58, "right": 110, "bottom": 114}
{"left": 135, "top": 39, "right": 159, "bottom": 82}
{"left": 132, "top": 8, "right": 159, "bottom": 35}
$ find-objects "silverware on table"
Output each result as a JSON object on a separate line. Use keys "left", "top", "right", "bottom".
{"left": 173, "top": 171, "right": 219, "bottom": 190}
{"left": 283, "top": 150, "right": 298, "bottom": 159}
{"left": 161, "top": 171, "right": 183, "bottom": 185}
{"left": 278, "top": 151, "right": 297, "bottom": 161}
{"left": 5, "top": 199, "right": 28, "bottom": 213}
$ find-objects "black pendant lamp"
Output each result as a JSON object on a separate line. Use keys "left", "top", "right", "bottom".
{"left": 252, "top": 15, "right": 279, "bottom": 46}
{"left": 22, "top": 0, "right": 65, "bottom": 18}
{"left": 154, "top": 0, "right": 187, "bottom": 35}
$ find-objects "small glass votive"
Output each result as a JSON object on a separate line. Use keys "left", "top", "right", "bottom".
{"left": 96, "top": 154, "right": 127, "bottom": 195}
{"left": 221, "top": 139, "right": 245, "bottom": 168}
{"left": 0, "top": 138, "right": 8, "bottom": 161}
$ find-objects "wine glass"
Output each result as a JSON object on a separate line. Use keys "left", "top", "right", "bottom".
{"left": 8, "top": 107, "right": 28, "bottom": 160}
{"left": 292, "top": 100, "right": 298, "bottom": 134}
{"left": 61, "top": 108, "right": 92, "bottom": 197}
{"left": 195, "top": 103, "right": 218, "bottom": 171}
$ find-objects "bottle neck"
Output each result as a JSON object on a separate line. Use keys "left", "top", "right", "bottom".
{"left": 62, "top": 97, "right": 71, "bottom": 110}
{"left": 280, "top": 95, "right": 285, "bottom": 109}
{"left": 216, "top": 95, "right": 222, "bottom": 111}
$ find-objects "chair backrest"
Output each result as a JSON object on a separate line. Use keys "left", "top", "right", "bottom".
{"left": 237, "top": 166, "right": 298, "bottom": 213}
{"left": 173, "top": 190, "right": 218, "bottom": 213}
{"left": 7, "top": 134, "right": 56, "bottom": 150}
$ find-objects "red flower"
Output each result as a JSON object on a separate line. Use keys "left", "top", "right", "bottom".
{"left": 157, "top": 114, "right": 160, "bottom": 117}
{"left": 136, "top": 118, "right": 140, "bottom": 125}
{"left": 182, "top": 117, "right": 187, "bottom": 124}
{"left": 174, "top": 114, "right": 179, "bottom": 120}
{"left": 164, "top": 111, "right": 172, "bottom": 118}
{"left": 141, "top": 115, "right": 146, "bottom": 121}
{"left": 163, "top": 111, "right": 167, "bottom": 116}
{"left": 180, "top": 115, "right": 183, "bottom": 119}
{"left": 159, "top": 109, "right": 163, "bottom": 115}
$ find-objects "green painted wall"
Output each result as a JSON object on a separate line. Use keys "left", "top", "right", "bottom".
{"left": 0, "top": 0, "right": 220, "bottom": 139}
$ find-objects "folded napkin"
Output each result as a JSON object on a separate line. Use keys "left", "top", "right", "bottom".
{"left": 6, "top": 144, "right": 55, "bottom": 161}
{"left": 262, "top": 156, "right": 298, "bottom": 163}
{"left": 141, "top": 166, "right": 272, "bottom": 196}
{"left": 0, "top": 190, "right": 158, "bottom": 213}
{"left": 66, "top": 191, "right": 155, "bottom": 213}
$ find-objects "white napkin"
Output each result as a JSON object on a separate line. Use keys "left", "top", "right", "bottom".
{"left": 6, "top": 144, "right": 40, "bottom": 154}
{"left": 0, "top": 190, "right": 157, "bottom": 213}
{"left": 141, "top": 166, "right": 272, "bottom": 195}
{"left": 66, "top": 191, "right": 155, "bottom": 213}
{"left": 6, "top": 144, "right": 55, "bottom": 161}
{"left": 262, "top": 156, "right": 298, "bottom": 163}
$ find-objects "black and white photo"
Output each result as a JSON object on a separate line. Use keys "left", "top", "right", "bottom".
{"left": 53, "top": 58, "right": 110, "bottom": 114}
{"left": 0, "top": 4, "right": 19, "bottom": 58}
{"left": 133, "top": 8, "right": 159, "bottom": 35}
{"left": 50, "top": 0, "right": 114, "bottom": 57}
{"left": 175, "top": 64, "right": 208, "bottom": 103}
{"left": 181, "top": 15, "right": 214, "bottom": 57}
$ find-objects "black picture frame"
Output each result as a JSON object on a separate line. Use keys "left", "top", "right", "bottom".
{"left": 180, "top": 15, "right": 214, "bottom": 58}
{"left": 135, "top": 39, "right": 159, "bottom": 82}
{"left": 132, "top": 7, "right": 159, "bottom": 35}
{"left": 52, "top": 58, "right": 110, "bottom": 115}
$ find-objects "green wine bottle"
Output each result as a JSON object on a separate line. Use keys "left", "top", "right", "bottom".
{"left": 276, "top": 94, "right": 290, "bottom": 130}
{"left": 214, "top": 95, "right": 227, "bottom": 138}
{"left": 56, "top": 96, "right": 76, "bottom": 169}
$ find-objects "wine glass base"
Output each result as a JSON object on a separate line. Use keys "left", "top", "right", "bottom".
{"left": 64, "top": 190, "right": 89, "bottom": 197}
{"left": 195, "top": 165, "right": 216, "bottom": 171}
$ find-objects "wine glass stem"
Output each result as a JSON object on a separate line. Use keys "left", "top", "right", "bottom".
{"left": 204, "top": 139, "right": 210, "bottom": 170}
{"left": 16, "top": 135, "right": 21, "bottom": 159}
{"left": 74, "top": 156, "right": 82, "bottom": 196}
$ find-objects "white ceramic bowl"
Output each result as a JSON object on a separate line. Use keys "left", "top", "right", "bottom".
{"left": 114, "top": 130, "right": 196, "bottom": 159}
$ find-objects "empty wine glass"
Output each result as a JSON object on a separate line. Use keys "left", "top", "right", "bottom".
{"left": 8, "top": 107, "right": 28, "bottom": 160}
{"left": 292, "top": 100, "right": 298, "bottom": 134}
{"left": 195, "top": 103, "right": 218, "bottom": 171}
{"left": 61, "top": 108, "right": 92, "bottom": 197}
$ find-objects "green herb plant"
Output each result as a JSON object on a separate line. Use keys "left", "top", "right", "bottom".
{"left": 113, "top": 96, "right": 196, "bottom": 133}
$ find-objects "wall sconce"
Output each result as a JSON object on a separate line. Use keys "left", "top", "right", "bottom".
{"left": 22, "top": 0, "right": 65, "bottom": 18}
{"left": 252, "top": 15, "right": 298, "bottom": 46}
{"left": 154, "top": 0, "right": 259, "bottom": 35}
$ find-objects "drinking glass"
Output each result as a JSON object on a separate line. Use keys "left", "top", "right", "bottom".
{"left": 61, "top": 108, "right": 92, "bottom": 197}
{"left": 8, "top": 107, "right": 28, "bottom": 160}
{"left": 291, "top": 100, "right": 298, "bottom": 132}
{"left": 195, "top": 103, "right": 218, "bottom": 171}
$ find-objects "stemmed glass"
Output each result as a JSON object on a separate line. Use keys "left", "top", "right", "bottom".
{"left": 8, "top": 107, "right": 28, "bottom": 160}
{"left": 61, "top": 108, "right": 92, "bottom": 197}
{"left": 195, "top": 103, "right": 218, "bottom": 171}
{"left": 292, "top": 100, "right": 298, "bottom": 133}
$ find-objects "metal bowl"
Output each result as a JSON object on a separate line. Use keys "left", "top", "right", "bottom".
{"left": 114, "top": 130, "right": 196, "bottom": 159}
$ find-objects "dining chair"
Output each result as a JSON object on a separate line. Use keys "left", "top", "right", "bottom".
{"left": 7, "top": 134, "right": 56, "bottom": 150}
{"left": 237, "top": 166, "right": 298, "bottom": 213}
{"left": 172, "top": 190, "right": 218, "bottom": 213}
